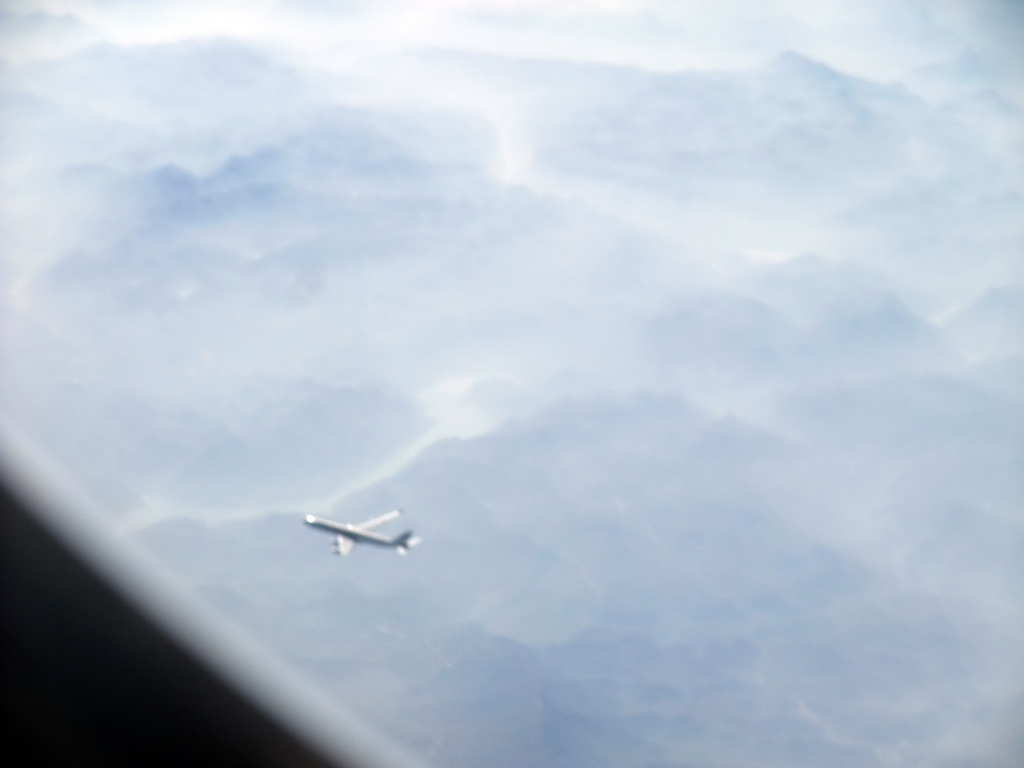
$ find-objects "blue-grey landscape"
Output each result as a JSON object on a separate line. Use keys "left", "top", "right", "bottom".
{"left": 1, "top": 2, "right": 1022, "bottom": 767}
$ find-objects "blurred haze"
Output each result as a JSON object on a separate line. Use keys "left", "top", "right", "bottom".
{"left": 1, "top": 1, "right": 1022, "bottom": 766}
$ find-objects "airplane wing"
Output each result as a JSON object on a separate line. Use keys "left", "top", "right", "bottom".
{"left": 354, "top": 509, "right": 401, "bottom": 531}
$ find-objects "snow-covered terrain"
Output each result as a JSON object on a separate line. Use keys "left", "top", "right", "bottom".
{"left": 2, "top": 2, "right": 1021, "bottom": 766}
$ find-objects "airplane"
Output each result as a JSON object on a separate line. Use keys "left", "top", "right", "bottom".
{"left": 303, "top": 509, "right": 420, "bottom": 556}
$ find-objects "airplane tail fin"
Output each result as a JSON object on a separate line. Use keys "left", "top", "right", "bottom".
{"left": 394, "top": 530, "right": 420, "bottom": 555}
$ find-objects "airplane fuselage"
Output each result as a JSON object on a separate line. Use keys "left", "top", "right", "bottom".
{"left": 303, "top": 512, "right": 418, "bottom": 555}
{"left": 304, "top": 514, "right": 400, "bottom": 548}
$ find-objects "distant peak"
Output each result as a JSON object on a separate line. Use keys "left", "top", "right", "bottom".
{"left": 766, "top": 50, "right": 843, "bottom": 79}
{"left": 757, "top": 50, "right": 891, "bottom": 97}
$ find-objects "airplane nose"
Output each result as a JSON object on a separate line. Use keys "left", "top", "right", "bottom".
{"left": 303, "top": 514, "right": 317, "bottom": 524}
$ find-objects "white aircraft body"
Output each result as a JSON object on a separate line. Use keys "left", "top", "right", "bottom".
{"left": 303, "top": 509, "right": 420, "bottom": 556}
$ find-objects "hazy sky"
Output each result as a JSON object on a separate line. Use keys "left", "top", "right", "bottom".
{"left": 1, "top": 2, "right": 1022, "bottom": 766}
